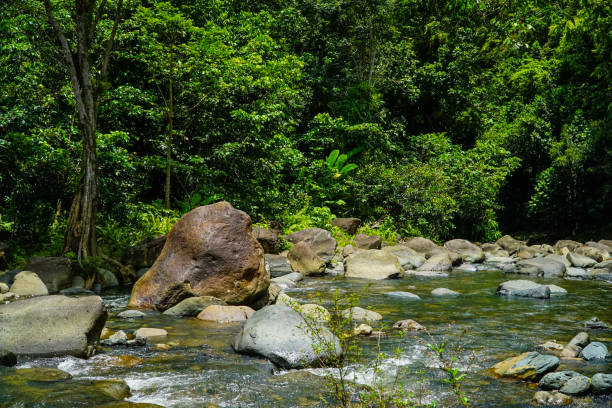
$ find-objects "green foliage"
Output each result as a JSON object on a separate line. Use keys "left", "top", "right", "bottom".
{"left": 280, "top": 204, "right": 334, "bottom": 234}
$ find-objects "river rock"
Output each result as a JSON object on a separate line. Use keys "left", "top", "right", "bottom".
{"left": 0, "top": 295, "right": 106, "bottom": 358}
{"left": 341, "top": 306, "right": 382, "bottom": 322}
{"left": 580, "top": 342, "right": 610, "bottom": 360}
{"left": 100, "top": 330, "right": 128, "bottom": 346}
{"left": 265, "top": 254, "right": 292, "bottom": 278}
{"left": 491, "top": 351, "right": 559, "bottom": 381}
{"left": 24, "top": 256, "right": 74, "bottom": 293}
{"left": 121, "top": 235, "right": 166, "bottom": 269}
{"left": 586, "top": 241, "right": 612, "bottom": 253}
{"left": 565, "top": 267, "right": 588, "bottom": 280}
{"left": 516, "top": 245, "right": 536, "bottom": 259}
{"left": 287, "top": 241, "right": 326, "bottom": 276}
{"left": 59, "top": 287, "right": 95, "bottom": 296}
{"left": 560, "top": 332, "right": 590, "bottom": 358}
{"left": 589, "top": 268, "right": 612, "bottom": 281}
{"left": 567, "top": 252, "right": 597, "bottom": 268}
{"left": 163, "top": 296, "right": 226, "bottom": 316}
{"left": 298, "top": 304, "right": 330, "bottom": 322}
{"left": 382, "top": 245, "right": 424, "bottom": 269}
{"left": 252, "top": 225, "right": 281, "bottom": 254}
{"left": 496, "top": 280, "right": 550, "bottom": 299}
{"left": 514, "top": 258, "right": 566, "bottom": 277}
{"left": 593, "top": 260, "right": 612, "bottom": 269}
{"left": 405, "top": 237, "right": 439, "bottom": 254}
{"left": 536, "top": 340, "right": 564, "bottom": 354}
{"left": 495, "top": 235, "right": 525, "bottom": 254}
{"left": 417, "top": 252, "right": 452, "bottom": 272}
{"left": 117, "top": 310, "right": 145, "bottom": 319}
{"left": 344, "top": 250, "right": 403, "bottom": 280}
{"left": 352, "top": 323, "right": 373, "bottom": 336}
{"left": 560, "top": 374, "right": 591, "bottom": 395}
{"left": 331, "top": 217, "right": 361, "bottom": 235}
{"left": 97, "top": 268, "right": 119, "bottom": 289}
{"left": 545, "top": 254, "right": 572, "bottom": 268}
{"left": 532, "top": 391, "right": 572, "bottom": 405}
{"left": 546, "top": 284, "right": 567, "bottom": 295}
{"left": 540, "top": 371, "right": 582, "bottom": 390}
{"left": 385, "top": 291, "right": 421, "bottom": 300}
{"left": 431, "top": 287, "right": 460, "bottom": 296}
{"left": 582, "top": 316, "right": 611, "bottom": 330}
{"left": 575, "top": 245, "right": 609, "bottom": 262}
{"left": 454, "top": 263, "right": 478, "bottom": 272}
{"left": 353, "top": 233, "right": 382, "bottom": 250}
{"left": 197, "top": 305, "right": 255, "bottom": 323}
{"left": 591, "top": 373, "right": 612, "bottom": 394}
{"left": 128, "top": 202, "right": 269, "bottom": 310}
{"left": 444, "top": 239, "right": 484, "bottom": 263}
{"left": 233, "top": 304, "right": 341, "bottom": 369}
{"left": 393, "top": 319, "right": 425, "bottom": 331}
{"left": 0, "top": 282, "right": 9, "bottom": 293}
{"left": 134, "top": 328, "right": 168, "bottom": 340}
{"left": 9, "top": 271, "right": 48, "bottom": 297}
{"left": 285, "top": 228, "right": 337, "bottom": 263}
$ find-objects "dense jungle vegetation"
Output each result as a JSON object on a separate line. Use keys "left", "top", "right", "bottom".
{"left": 0, "top": 0, "right": 610, "bottom": 263}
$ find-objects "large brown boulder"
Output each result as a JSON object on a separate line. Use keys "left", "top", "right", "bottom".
{"left": 287, "top": 241, "right": 326, "bottom": 276}
{"left": 285, "top": 228, "right": 337, "bottom": 263}
{"left": 495, "top": 235, "right": 525, "bottom": 254}
{"left": 443, "top": 239, "right": 484, "bottom": 263}
{"left": 128, "top": 202, "right": 269, "bottom": 310}
{"left": 331, "top": 217, "right": 361, "bottom": 235}
{"left": 404, "top": 237, "right": 438, "bottom": 254}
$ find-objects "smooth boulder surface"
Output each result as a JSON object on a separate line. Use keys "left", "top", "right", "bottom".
{"left": 417, "top": 252, "right": 452, "bottom": 272}
{"left": 546, "top": 284, "right": 567, "bottom": 295}
{"left": 431, "top": 287, "right": 460, "bottom": 296}
{"left": 9, "top": 271, "right": 48, "bottom": 297}
{"left": 496, "top": 280, "right": 550, "bottom": 299}
{"left": 514, "top": 258, "right": 566, "bottom": 278}
{"left": 331, "top": 217, "right": 361, "bottom": 235}
{"left": 393, "top": 319, "right": 425, "bottom": 331}
{"left": 287, "top": 241, "right": 326, "bottom": 276}
{"left": 580, "top": 342, "right": 610, "bottom": 360}
{"left": 560, "top": 332, "right": 589, "bottom": 358}
{"left": 252, "top": 225, "right": 281, "bottom": 254}
{"left": 443, "top": 239, "right": 484, "bottom": 263}
{"left": 197, "top": 305, "right": 255, "bottom": 323}
{"left": 353, "top": 234, "right": 382, "bottom": 250}
{"left": 24, "top": 256, "right": 73, "bottom": 293}
{"left": 567, "top": 252, "right": 597, "bottom": 268}
{"left": 491, "top": 351, "right": 559, "bottom": 381}
{"left": 532, "top": 391, "right": 572, "bottom": 405}
{"left": 565, "top": 267, "right": 588, "bottom": 280}
{"left": 163, "top": 296, "right": 226, "bottom": 317}
{"left": 285, "top": 228, "right": 337, "bottom": 263}
{"left": 128, "top": 202, "right": 269, "bottom": 310}
{"left": 0, "top": 295, "right": 107, "bottom": 358}
{"left": 382, "top": 245, "right": 425, "bottom": 270}
{"left": 591, "top": 373, "right": 612, "bottom": 394}
{"left": 405, "top": 237, "right": 439, "bottom": 254}
{"left": 134, "top": 328, "right": 168, "bottom": 340}
{"left": 385, "top": 291, "right": 421, "bottom": 300}
{"left": 540, "top": 371, "right": 582, "bottom": 390}
{"left": 559, "top": 374, "right": 591, "bottom": 395}
{"left": 344, "top": 250, "right": 404, "bottom": 280}
{"left": 97, "top": 268, "right": 119, "bottom": 289}
{"left": 264, "top": 254, "right": 292, "bottom": 278}
{"left": 495, "top": 235, "right": 525, "bottom": 254}
{"left": 575, "top": 245, "right": 609, "bottom": 262}
{"left": 341, "top": 306, "right": 383, "bottom": 322}
{"left": 233, "top": 305, "right": 341, "bottom": 369}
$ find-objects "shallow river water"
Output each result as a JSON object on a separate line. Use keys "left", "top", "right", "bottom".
{"left": 3, "top": 269, "right": 612, "bottom": 407}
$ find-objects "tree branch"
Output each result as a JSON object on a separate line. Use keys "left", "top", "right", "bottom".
{"left": 100, "top": 0, "right": 123, "bottom": 85}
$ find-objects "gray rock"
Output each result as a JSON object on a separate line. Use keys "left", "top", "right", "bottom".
{"left": 10, "top": 271, "right": 48, "bottom": 297}
{"left": 405, "top": 237, "right": 439, "bottom": 254}
{"left": 163, "top": 296, "right": 226, "bottom": 316}
{"left": 405, "top": 270, "right": 449, "bottom": 278}
{"left": 59, "top": 287, "right": 95, "bottom": 296}
{"left": 264, "top": 254, "right": 292, "bottom": 278}
{"left": 100, "top": 330, "right": 128, "bottom": 346}
{"left": 575, "top": 245, "right": 610, "bottom": 262}
{"left": 331, "top": 217, "right": 361, "bottom": 235}
{"left": 277, "top": 272, "right": 303, "bottom": 283}
{"left": 544, "top": 254, "right": 572, "bottom": 268}
{"left": 540, "top": 371, "right": 581, "bottom": 390}
{"left": 589, "top": 268, "right": 612, "bottom": 282}
{"left": 431, "top": 288, "right": 460, "bottom": 296}
{"left": 567, "top": 252, "right": 597, "bottom": 268}
{"left": 560, "top": 332, "right": 589, "bottom": 358}
{"left": 353, "top": 234, "right": 382, "bottom": 250}
{"left": 285, "top": 228, "right": 337, "bottom": 263}
{"left": 591, "top": 373, "right": 612, "bottom": 394}
{"left": 593, "top": 260, "right": 612, "bottom": 269}
{"left": 287, "top": 241, "right": 326, "bottom": 276}
{"left": 341, "top": 306, "right": 383, "bottom": 321}
{"left": 344, "top": 250, "right": 404, "bottom": 280}
{"left": 270, "top": 277, "right": 297, "bottom": 290}
{"left": 233, "top": 304, "right": 341, "bottom": 369}
{"left": 97, "top": 268, "right": 119, "bottom": 289}
{"left": 559, "top": 374, "right": 591, "bottom": 395}
{"left": 0, "top": 295, "right": 107, "bottom": 358}
{"left": 444, "top": 239, "right": 484, "bottom": 263}
{"left": 565, "top": 267, "right": 588, "bottom": 280}
{"left": 495, "top": 235, "right": 525, "bottom": 254}
{"left": 491, "top": 351, "right": 559, "bottom": 381}
{"left": 496, "top": 280, "right": 550, "bottom": 299}
{"left": 0, "top": 282, "right": 9, "bottom": 293}
{"left": 532, "top": 391, "right": 572, "bottom": 405}
{"left": 385, "top": 291, "right": 421, "bottom": 300}
{"left": 417, "top": 252, "right": 452, "bottom": 272}
{"left": 325, "top": 262, "right": 344, "bottom": 276}
{"left": 117, "top": 310, "right": 145, "bottom": 319}
{"left": 515, "top": 258, "right": 566, "bottom": 277}
{"left": 393, "top": 319, "right": 425, "bottom": 331}
{"left": 382, "top": 246, "right": 425, "bottom": 270}
{"left": 546, "top": 284, "right": 567, "bottom": 295}
{"left": 582, "top": 317, "right": 611, "bottom": 330}
{"left": 454, "top": 264, "right": 477, "bottom": 272}
{"left": 580, "top": 342, "right": 610, "bottom": 360}
{"left": 24, "top": 256, "right": 74, "bottom": 293}
{"left": 71, "top": 275, "right": 85, "bottom": 288}
{"left": 553, "top": 239, "right": 583, "bottom": 252}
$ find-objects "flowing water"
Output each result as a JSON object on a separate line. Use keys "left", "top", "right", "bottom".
{"left": 3, "top": 269, "right": 611, "bottom": 407}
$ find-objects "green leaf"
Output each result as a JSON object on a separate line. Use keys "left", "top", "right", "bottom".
{"left": 326, "top": 149, "right": 339, "bottom": 169}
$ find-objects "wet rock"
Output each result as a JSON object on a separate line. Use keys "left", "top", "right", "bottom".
{"left": 298, "top": 304, "right": 330, "bottom": 322}
{"left": 121, "top": 235, "right": 166, "bottom": 270}
{"left": 535, "top": 340, "right": 564, "bottom": 355}
{"left": 431, "top": 287, "right": 460, "bottom": 296}
{"left": 540, "top": 371, "right": 582, "bottom": 390}
{"left": 252, "top": 225, "right": 281, "bottom": 254}
{"left": 100, "top": 330, "right": 128, "bottom": 346}
{"left": 514, "top": 258, "right": 566, "bottom": 278}
{"left": 10, "top": 271, "right": 48, "bottom": 297}
{"left": 405, "top": 270, "right": 449, "bottom": 278}
{"left": 593, "top": 260, "right": 612, "bottom": 269}
{"left": 591, "top": 373, "right": 612, "bottom": 394}
{"left": 496, "top": 280, "right": 550, "bottom": 299}
{"left": 579, "top": 342, "right": 610, "bottom": 360}
{"left": 0, "top": 349, "right": 17, "bottom": 367}
{"left": 560, "top": 332, "right": 589, "bottom": 358}
{"left": 128, "top": 202, "right": 269, "bottom": 310}
{"left": 331, "top": 217, "right": 361, "bottom": 235}
{"left": 134, "top": 328, "right": 168, "bottom": 340}
{"left": 532, "top": 391, "right": 572, "bottom": 405}
{"left": 275, "top": 292, "right": 297, "bottom": 307}
{"left": 454, "top": 263, "right": 477, "bottom": 272}
{"left": 353, "top": 233, "right": 382, "bottom": 250}
{"left": 233, "top": 304, "right": 341, "bottom": 369}
{"left": 545, "top": 254, "right": 572, "bottom": 268}
{"left": 118, "top": 310, "right": 145, "bottom": 319}
{"left": 444, "top": 239, "right": 484, "bottom": 263}
{"left": 264, "top": 254, "right": 292, "bottom": 278}
{"left": 163, "top": 296, "right": 226, "bottom": 317}
{"left": 326, "top": 261, "right": 345, "bottom": 276}
{"left": 197, "top": 305, "right": 255, "bottom": 323}
{"left": 285, "top": 228, "right": 337, "bottom": 263}
{"left": 0, "top": 295, "right": 106, "bottom": 358}
{"left": 341, "top": 306, "right": 383, "bottom": 322}
{"left": 405, "top": 237, "right": 439, "bottom": 254}
{"left": 97, "top": 268, "right": 119, "bottom": 289}
{"left": 344, "top": 250, "right": 404, "bottom": 280}
{"left": 559, "top": 374, "right": 591, "bottom": 395}
{"left": 565, "top": 267, "right": 588, "bottom": 280}
{"left": 495, "top": 235, "right": 525, "bottom": 254}
{"left": 582, "top": 317, "right": 611, "bottom": 330}
{"left": 352, "top": 323, "right": 373, "bottom": 336}
{"left": 385, "top": 291, "right": 421, "bottom": 300}
{"left": 567, "top": 252, "right": 597, "bottom": 268}
{"left": 24, "top": 256, "right": 74, "bottom": 293}
{"left": 588, "top": 268, "right": 612, "bottom": 282}
{"left": 59, "top": 287, "right": 95, "bottom": 296}
{"left": 288, "top": 241, "right": 326, "bottom": 276}
{"left": 546, "top": 284, "right": 567, "bottom": 295}
{"left": 491, "top": 351, "right": 559, "bottom": 381}
{"left": 393, "top": 319, "right": 425, "bottom": 331}
{"left": 417, "top": 252, "right": 452, "bottom": 272}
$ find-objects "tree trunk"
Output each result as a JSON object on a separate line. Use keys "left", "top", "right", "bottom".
{"left": 165, "top": 74, "right": 173, "bottom": 209}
